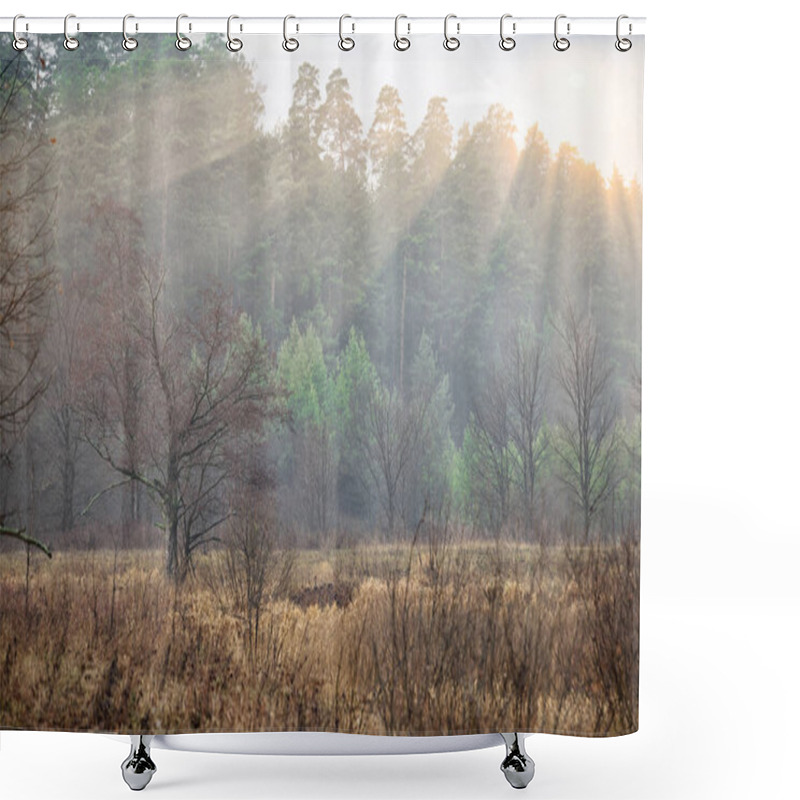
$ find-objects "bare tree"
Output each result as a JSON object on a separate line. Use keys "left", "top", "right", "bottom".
{"left": 553, "top": 301, "right": 619, "bottom": 540}
{"left": 356, "top": 364, "right": 443, "bottom": 535}
{"left": 206, "top": 482, "right": 293, "bottom": 669}
{"left": 79, "top": 204, "right": 283, "bottom": 580}
{"left": 504, "top": 322, "right": 547, "bottom": 533}
{"left": 466, "top": 322, "right": 546, "bottom": 535}
{"left": 468, "top": 383, "right": 514, "bottom": 532}
{"left": 359, "top": 384, "right": 423, "bottom": 534}
{"left": 295, "top": 423, "right": 337, "bottom": 535}
{"left": 399, "top": 333, "right": 454, "bottom": 530}
{"left": 151, "top": 278, "right": 279, "bottom": 579}
{"left": 81, "top": 201, "right": 150, "bottom": 531}
{"left": 0, "top": 53, "right": 56, "bottom": 554}
{"left": 42, "top": 272, "right": 89, "bottom": 533}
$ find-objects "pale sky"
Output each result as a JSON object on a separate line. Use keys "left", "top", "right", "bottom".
{"left": 244, "top": 33, "right": 644, "bottom": 182}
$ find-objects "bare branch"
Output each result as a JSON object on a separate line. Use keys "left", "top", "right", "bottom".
{"left": 0, "top": 526, "right": 52, "bottom": 558}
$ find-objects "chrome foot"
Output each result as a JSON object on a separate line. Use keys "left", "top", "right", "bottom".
{"left": 121, "top": 735, "right": 157, "bottom": 791}
{"left": 500, "top": 733, "right": 535, "bottom": 789}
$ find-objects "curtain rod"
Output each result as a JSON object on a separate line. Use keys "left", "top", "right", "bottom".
{"left": 0, "top": 16, "right": 645, "bottom": 37}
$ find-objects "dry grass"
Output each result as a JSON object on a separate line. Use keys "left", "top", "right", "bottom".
{"left": 0, "top": 535, "right": 638, "bottom": 736}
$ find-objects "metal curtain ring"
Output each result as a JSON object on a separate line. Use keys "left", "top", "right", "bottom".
{"left": 226, "top": 15, "right": 243, "bottom": 51}
{"left": 12, "top": 14, "right": 28, "bottom": 51}
{"left": 443, "top": 14, "right": 460, "bottom": 51}
{"left": 338, "top": 14, "right": 355, "bottom": 51}
{"left": 615, "top": 14, "right": 632, "bottom": 51}
{"left": 63, "top": 13, "right": 79, "bottom": 50}
{"left": 121, "top": 14, "right": 138, "bottom": 51}
{"left": 283, "top": 15, "right": 299, "bottom": 51}
{"left": 176, "top": 13, "right": 192, "bottom": 50}
{"left": 499, "top": 14, "right": 515, "bottom": 51}
{"left": 394, "top": 14, "right": 410, "bottom": 51}
{"left": 553, "top": 14, "right": 570, "bottom": 51}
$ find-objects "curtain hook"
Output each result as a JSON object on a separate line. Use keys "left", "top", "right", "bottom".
{"left": 63, "top": 13, "right": 79, "bottom": 51}
{"left": 122, "top": 14, "right": 138, "bottom": 51}
{"left": 553, "top": 14, "right": 570, "bottom": 52}
{"left": 615, "top": 14, "right": 632, "bottom": 52}
{"left": 282, "top": 15, "right": 299, "bottom": 51}
{"left": 176, "top": 13, "right": 192, "bottom": 51}
{"left": 443, "top": 14, "right": 460, "bottom": 51}
{"left": 338, "top": 14, "right": 355, "bottom": 51}
{"left": 12, "top": 14, "right": 28, "bottom": 51}
{"left": 226, "top": 14, "right": 243, "bottom": 52}
{"left": 394, "top": 14, "right": 410, "bottom": 51}
{"left": 499, "top": 14, "right": 516, "bottom": 51}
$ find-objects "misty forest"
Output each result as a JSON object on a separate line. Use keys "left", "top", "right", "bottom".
{"left": 1, "top": 36, "right": 641, "bottom": 737}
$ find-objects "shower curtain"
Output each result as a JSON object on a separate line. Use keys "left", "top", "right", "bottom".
{"left": 0, "top": 22, "right": 643, "bottom": 738}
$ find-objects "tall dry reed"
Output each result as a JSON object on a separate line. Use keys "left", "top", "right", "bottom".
{"left": 0, "top": 534, "right": 638, "bottom": 736}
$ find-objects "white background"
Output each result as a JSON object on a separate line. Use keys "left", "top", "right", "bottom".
{"left": 2, "top": 1, "right": 799, "bottom": 798}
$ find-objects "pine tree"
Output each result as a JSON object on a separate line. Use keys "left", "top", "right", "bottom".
{"left": 318, "top": 68, "right": 365, "bottom": 175}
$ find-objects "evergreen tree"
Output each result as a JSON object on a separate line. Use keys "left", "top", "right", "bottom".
{"left": 366, "top": 84, "right": 413, "bottom": 390}
{"left": 368, "top": 85, "right": 410, "bottom": 190}
{"left": 402, "top": 332, "right": 455, "bottom": 526}
{"left": 318, "top": 68, "right": 366, "bottom": 175}
{"left": 335, "top": 327, "right": 379, "bottom": 525}
{"left": 277, "top": 321, "right": 337, "bottom": 535}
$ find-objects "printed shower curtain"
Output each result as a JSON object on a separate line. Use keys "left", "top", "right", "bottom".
{"left": 0, "top": 24, "right": 643, "bottom": 738}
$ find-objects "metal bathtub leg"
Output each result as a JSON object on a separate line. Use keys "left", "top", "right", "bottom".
{"left": 500, "top": 732, "right": 535, "bottom": 789}
{"left": 121, "top": 735, "right": 157, "bottom": 791}
{"left": 117, "top": 732, "right": 529, "bottom": 790}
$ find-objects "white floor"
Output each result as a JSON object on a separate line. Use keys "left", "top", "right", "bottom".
{"left": 2, "top": 596, "right": 797, "bottom": 800}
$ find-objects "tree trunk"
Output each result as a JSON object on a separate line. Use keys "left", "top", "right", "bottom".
{"left": 386, "top": 490, "right": 396, "bottom": 537}
{"left": 127, "top": 481, "right": 137, "bottom": 525}
{"left": 166, "top": 512, "right": 179, "bottom": 580}
{"left": 165, "top": 446, "right": 181, "bottom": 579}
{"left": 60, "top": 454, "right": 75, "bottom": 532}
{"left": 398, "top": 256, "right": 407, "bottom": 393}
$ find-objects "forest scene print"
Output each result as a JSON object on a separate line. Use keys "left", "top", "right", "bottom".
{"left": 0, "top": 34, "right": 642, "bottom": 736}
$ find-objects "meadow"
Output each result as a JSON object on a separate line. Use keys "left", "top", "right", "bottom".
{"left": 2, "top": 30, "right": 640, "bottom": 743}
{"left": 0, "top": 533, "right": 638, "bottom": 737}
